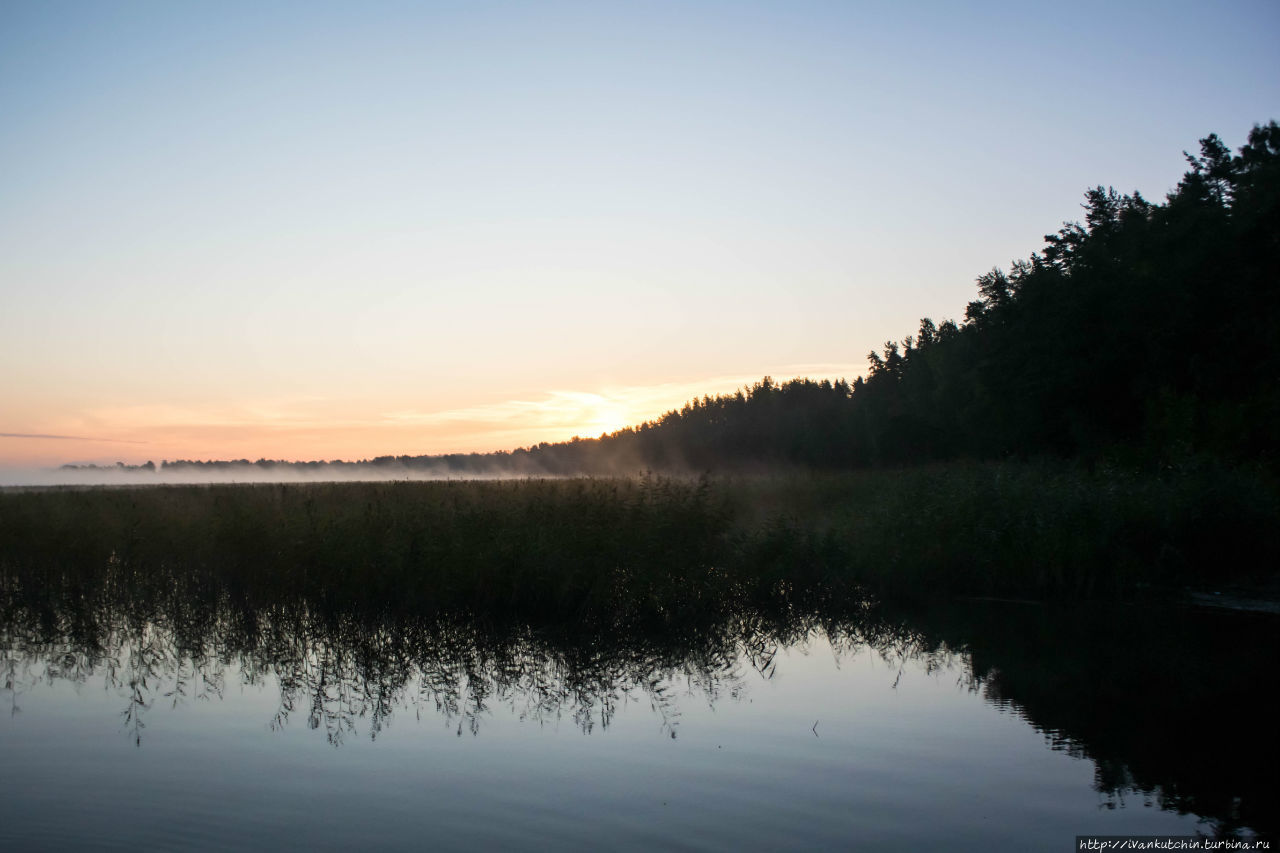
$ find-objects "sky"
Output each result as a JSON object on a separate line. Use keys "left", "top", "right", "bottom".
{"left": 2, "top": 0, "right": 1278, "bottom": 468}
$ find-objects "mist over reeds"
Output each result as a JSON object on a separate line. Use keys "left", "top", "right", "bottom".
{"left": 3, "top": 465, "right": 1275, "bottom": 605}
{"left": 0, "top": 462, "right": 561, "bottom": 488}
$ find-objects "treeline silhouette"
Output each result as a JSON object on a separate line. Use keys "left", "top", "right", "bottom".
{"left": 145, "top": 121, "right": 1278, "bottom": 476}
{"left": 574, "top": 121, "right": 1280, "bottom": 471}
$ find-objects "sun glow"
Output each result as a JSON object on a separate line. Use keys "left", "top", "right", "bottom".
{"left": 586, "top": 401, "right": 632, "bottom": 438}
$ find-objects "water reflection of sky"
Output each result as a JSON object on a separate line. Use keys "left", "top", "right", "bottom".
{"left": 3, "top": 625, "right": 1212, "bottom": 851}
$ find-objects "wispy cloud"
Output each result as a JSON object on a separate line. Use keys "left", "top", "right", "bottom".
{"left": 1, "top": 432, "right": 147, "bottom": 444}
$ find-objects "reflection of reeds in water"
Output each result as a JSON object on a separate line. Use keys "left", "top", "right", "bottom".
{"left": 1, "top": 537, "right": 1272, "bottom": 840}
{"left": 0, "top": 568, "right": 918, "bottom": 746}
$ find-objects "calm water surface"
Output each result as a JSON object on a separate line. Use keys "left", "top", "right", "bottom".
{"left": 2, "top": 593, "right": 1271, "bottom": 850}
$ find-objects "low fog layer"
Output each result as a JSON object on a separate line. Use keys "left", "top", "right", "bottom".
{"left": 0, "top": 464, "right": 567, "bottom": 488}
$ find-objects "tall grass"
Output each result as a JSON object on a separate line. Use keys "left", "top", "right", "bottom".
{"left": 718, "top": 460, "right": 1279, "bottom": 600}
{"left": 2, "top": 461, "right": 1276, "bottom": 614}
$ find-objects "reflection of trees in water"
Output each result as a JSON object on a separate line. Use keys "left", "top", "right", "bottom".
{"left": 913, "top": 601, "right": 1276, "bottom": 841}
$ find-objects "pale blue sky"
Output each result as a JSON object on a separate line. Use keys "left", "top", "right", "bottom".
{"left": 2, "top": 0, "right": 1277, "bottom": 464}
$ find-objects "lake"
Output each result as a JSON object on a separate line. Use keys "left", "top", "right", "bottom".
{"left": 2, "top": 575, "right": 1272, "bottom": 850}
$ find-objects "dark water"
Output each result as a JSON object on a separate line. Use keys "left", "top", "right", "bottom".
{"left": 1, "top": 571, "right": 1273, "bottom": 852}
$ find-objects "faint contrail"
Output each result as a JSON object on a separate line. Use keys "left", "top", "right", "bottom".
{"left": 0, "top": 432, "right": 147, "bottom": 444}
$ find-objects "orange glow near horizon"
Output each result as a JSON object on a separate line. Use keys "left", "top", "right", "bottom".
{"left": 0, "top": 366, "right": 862, "bottom": 468}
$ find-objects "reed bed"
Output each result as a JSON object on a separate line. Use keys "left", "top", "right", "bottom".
{"left": 2, "top": 461, "right": 1275, "bottom": 616}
